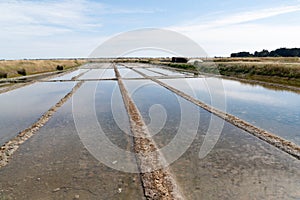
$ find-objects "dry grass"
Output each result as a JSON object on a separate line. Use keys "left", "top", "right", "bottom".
{"left": 212, "top": 57, "right": 300, "bottom": 63}
{"left": 163, "top": 58, "right": 300, "bottom": 87}
{"left": 0, "top": 59, "right": 86, "bottom": 78}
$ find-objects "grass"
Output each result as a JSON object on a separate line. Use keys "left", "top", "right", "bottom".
{"left": 167, "top": 63, "right": 196, "bottom": 70}
{"left": 214, "top": 63, "right": 300, "bottom": 78}
{"left": 211, "top": 57, "right": 300, "bottom": 63}
{"left": 0, "top": 59, "right": 86, "bottom": 78}
{"left": 164, "top": 58, "right": 300, "bottom": 87}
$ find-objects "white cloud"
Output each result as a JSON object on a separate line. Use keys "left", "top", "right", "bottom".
{"left": 0, "top": 0, "right": 162, "bottom": 37}
{"left": 103, "top": 7, "right": 163, "bottom": 15}
{"left": 169, "top": 4, "right": 300, "bottom": 56}
{"left": 172, "top": 4, "right": 300, "bottom": 30}
{"left": 0, "top": 0, "right": 164, "bottom": 58}
{"left": 1, "top": 34, "right": 108, "bottom": 59}
{"left": 212, "top": 5, "right": 300, "bottom": 28}
{"left": 0, "top": 0, "right": 105, "bottom": 36}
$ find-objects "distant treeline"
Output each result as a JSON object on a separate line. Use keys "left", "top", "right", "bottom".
{"left": 231, "top": 48, "right": 300, "bottom": 57}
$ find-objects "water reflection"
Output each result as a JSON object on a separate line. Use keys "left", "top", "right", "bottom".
{"left": 0, "top": 89, "right": 144, "bottom": 199}
{"left": 134, "top": 68, "right": 164, "bottom": 77}
{"left": 160, "top": 77, "right": 300, "bottom": 145}
{"left": 0, "top": 82, "right": 75, "bottom": 145}
{"left": 117, "top": 68, "right": 143, "bottom": 78}
{"left": 50, "top": 69, "right": 89, "bottom": 80}
{"left": 148, "top": 67, "right": 185, "bottom": 76}
{"left": 78, "top": 69, "right": 115, "bottom": 80}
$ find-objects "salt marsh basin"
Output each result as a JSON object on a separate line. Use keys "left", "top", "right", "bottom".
{"left": 0, "top": 63, "right": 299, "bottom": 200}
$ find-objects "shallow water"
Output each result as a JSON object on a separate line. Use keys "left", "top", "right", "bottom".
{"left": 117, "top": 68, "right": 143, "bottom": 78}
{"left": 171, "top": 121, "right": 300, "bottom": 200}
{"left": 147, "top": 67, "right": 185, "bottom": 76}
{"left": 0, "top": 82, "right": 75, "bottom": 145}
{"left": 134, "top": 68, "right": 164, "bottom": 77}
{"left": 123, "top": 79, "right": 200, "bottom": 149}
{"left": 1, "top": 64, "right": 300, "bottom": 199}
{"left": 123, "top": 79, "right": 300, "bottom": 200}
{"left": 160, "top": 77, "right": 300, "bottom": 145}
{"left": 0, "top": 81, "right": 144, "bottom": 199}
{"left": 81, "top": 63, "right": 114, "bottom": 69}
{"left": 78, "top": 69, "right": 115, "bottom": 80}
{"left": 50, "top": 69, "right": 89, "bottom": 80}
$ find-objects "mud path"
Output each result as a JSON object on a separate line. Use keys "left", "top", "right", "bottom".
{"left": 114, "top": 65, "right": 184, "bottom": 200}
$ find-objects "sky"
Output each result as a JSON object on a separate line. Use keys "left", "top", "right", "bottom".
{"left": 1, "top": 0, "right": 300, "bottom": 59}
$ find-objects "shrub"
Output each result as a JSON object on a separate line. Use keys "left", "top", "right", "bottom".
{"left": 0, "top": 72, "right": 7, "bottom": 78}
{"left": 17, "top": 68, "right": 26, "bottom": 76}
{"left": 168, "top": 63, "right": 196, "bottom": 70}
{"left": 56, "top": 65, "right": 64, "bottom": 70}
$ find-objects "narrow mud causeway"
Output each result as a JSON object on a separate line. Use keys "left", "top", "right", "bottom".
{"left": 114, "top": 65, "right": 184, "bottom": 200}
{"left": 70, "top": 69, "right": 91, "bottom": 80}
{"left": 0, "top": 82, "right": 34, "bottom": 95}
{"left": 0, "top": 81, "right": 84, "bottom": 168}
{"left": 129, "top": 67, "right": 300, "bottom": 160}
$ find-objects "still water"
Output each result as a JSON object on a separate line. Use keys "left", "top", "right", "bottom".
{"left": 160, "top": 77, "right": 300, "bottom": 145}
{"left": 134, "top": 68, "right": 164, "bottom": 77}
{"left": 78, "top": 69, "right": 115, "bottom": 80}
{"left": 0, "top": 81, "right": 144, "bottom": 199}
{"left": 147, "top": 67, "right": 185, "bottom": 76}
{"left": 123, "top": 79, "right": 300, "bottom": 200}
{"left": 50, "top": 69, "right": 89, "bottom": 81}
{"left": 0, "top": 65, "right": 299, "bottom": 199}
{"left": 117, "top": 68, "right": 143, "bottom": 78}
{"left": 0, "top": 82, "right": 75, "bottom": 145}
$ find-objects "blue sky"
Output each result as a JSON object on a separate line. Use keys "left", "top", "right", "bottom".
{"left": 1, "top": 0, "right": 300, "bottom": 59}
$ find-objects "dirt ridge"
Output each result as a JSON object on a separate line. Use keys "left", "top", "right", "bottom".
{"left": 114, "top": 65, "right": 184, "bottom": 200}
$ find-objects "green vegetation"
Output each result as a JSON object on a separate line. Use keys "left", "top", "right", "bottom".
{"left": 0, "top": 59, "right": 86, "bottom": 78}
{"left": 17, "top": 68, "right": 27, "bottom": 76}
{"left": 231, "top": 48, "right": 300, "bottom": 57}
{"left": 210, "top": 63, "right": 299, "bottom": 78}
{"left": 0, "top": 72, "right": 7, "bottom": 78}
{"left": 166, "top": 58, "right": 300, "bottom": 87}
{"left": 211, "top": 57, "right": 300, "bottom": 63}
{"left": 167, "top": 63, "right": 196, "bottom": 70}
